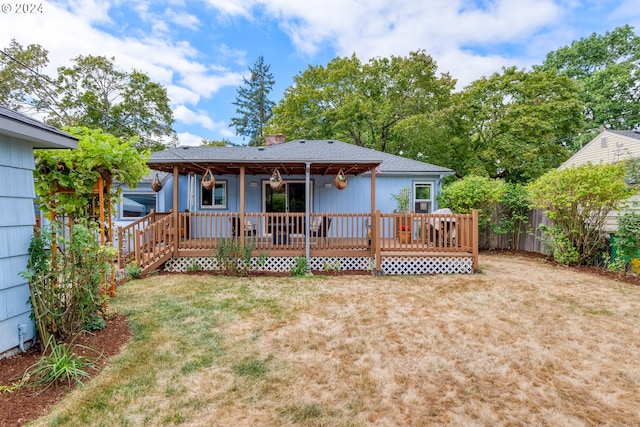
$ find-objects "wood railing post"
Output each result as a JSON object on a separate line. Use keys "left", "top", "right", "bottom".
{"left": 134, "top": 228, "right": 141, "bottom": 269}
{"left": 117, "top": 226, "right": 124, "bottom": 269}
{"left": 374, "top": 210, "right": 381, "bottom": 271}
{"left": 472, "top": 209, "right": 479, "bottom": 272}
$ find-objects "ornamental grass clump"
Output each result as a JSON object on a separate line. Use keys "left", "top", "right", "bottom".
{"left": 27, "top": 336, "right": 96, "bottom": 391}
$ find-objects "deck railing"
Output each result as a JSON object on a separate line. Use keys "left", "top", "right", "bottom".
{"left": 119, "top": 210, "right": 478, "bottom": 273}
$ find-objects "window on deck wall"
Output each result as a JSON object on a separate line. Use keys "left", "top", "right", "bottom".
{"left": 413, "top": 182, "right": 434, "bottom": 213}
{"left": 120, "top": 193, "right": 157, "bottom": 219}
{"left": 201, "top": 181, "right": 227, "bottom": 209}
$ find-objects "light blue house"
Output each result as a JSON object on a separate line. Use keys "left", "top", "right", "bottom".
{"left": 0, "top": 106, "right": 78, "bottom": 357}
{"left": 120, "top": 137, "right": 455, "bottom": 222}
{"left": 115, "top": 137, "right": 480, "bottom": 276}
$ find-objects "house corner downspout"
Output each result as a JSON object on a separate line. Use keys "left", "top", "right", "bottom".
{"left": 305, "top": 163, "right": 311, "bottom": 271}
{"left": 18, "top": 324, "right": 27, "bottom": 353}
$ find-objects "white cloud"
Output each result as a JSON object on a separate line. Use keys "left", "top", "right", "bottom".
{"left": 173, "top": 105, "right": 218, "bottom": 129}
{"left": 177, "top": 131, "right": 205, "bottom": 146}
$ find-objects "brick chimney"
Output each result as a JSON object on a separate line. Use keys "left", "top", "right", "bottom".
{"left": 265, "top": 134, "right": 286, "bottom": 146}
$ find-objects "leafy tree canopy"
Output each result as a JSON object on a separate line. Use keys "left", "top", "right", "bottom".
{"left": 35, "top": 127, "right": 150, "bottom": 219}
{"left": 200, "top": 137, "right": 233, "bottom": 147}
{"left": 267, "top": 50, "right": 455, "bottom": 154}
{"left": 536, "top": 25, "right": 640, "bottom": 146}
{"left": 230, "top": 55, "right": 276, "bottom": 146}
{"left": 409, "top": 66, "right": 584, "bottom": 183}
{"left": 0, "top": 40, "right": 176, "bottom": 151}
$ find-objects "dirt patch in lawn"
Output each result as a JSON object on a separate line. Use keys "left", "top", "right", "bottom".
{"left": 0, "top": 314, "right": 130, "bottom": 426}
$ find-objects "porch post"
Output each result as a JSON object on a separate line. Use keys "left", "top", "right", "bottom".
{"left": 240, "top": 165, "right": 246, "bottom": 248}
{"left": 305, "top": 162, "right": 311, "bottom": 268}
{"left": 173, "top": 166, "right": 179, "bottom": 257}
{"left": 371, "top": 165, "right": 377, "bottom": 267}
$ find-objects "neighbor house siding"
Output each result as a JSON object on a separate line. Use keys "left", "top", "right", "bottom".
{"left": 0, "top": 135, "right": 37, "bottom": 354}
{"left": 561, "top": 131, "right": 640, "bottom": 168}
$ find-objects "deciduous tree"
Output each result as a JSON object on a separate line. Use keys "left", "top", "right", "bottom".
{"left": 268, "top": 50, "right": 455, "bottom": 154}
{"left": 425, "top": 66, "right": 583, "bottom": 183}
{"left": 0, "top": 40, "right": 176, "bottom": 151}
{"left": 537, "top": 25, "right": 640, "bottom": 147}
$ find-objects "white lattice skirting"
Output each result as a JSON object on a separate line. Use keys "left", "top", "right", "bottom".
{"left": 163, "top": 255, "right": 473, "bottom": 275}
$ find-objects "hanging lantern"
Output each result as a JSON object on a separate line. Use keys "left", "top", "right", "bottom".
{"left": 151, "top": 173, "right": 163, "bottom": 192}
{"left": 334, "top": 168, "right": 347, "bottom": 190}
{"left": 201, "top": 168, "right": 216, "bottom": 190}
{"left": 270, "top": 168, "right": 284, "bottom": 190}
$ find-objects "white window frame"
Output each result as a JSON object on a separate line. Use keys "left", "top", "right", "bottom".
{"left": 119, "top": 192, "right": 157, "bottom": 219}
{"left": 200, "top": 181, "right": 227, "bottom": 209}
{"left": 413, "top": 181, "right": 434, "bottom": 213}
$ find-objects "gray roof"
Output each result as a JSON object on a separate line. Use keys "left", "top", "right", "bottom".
{"left": 608, "top": 130, "right": 640, "bottom": 141}
{"left": 148, "top": 139, "right": 454, "bottom": 176}
{"left": 0, "top": 106, "right": 78, "bottom": 149}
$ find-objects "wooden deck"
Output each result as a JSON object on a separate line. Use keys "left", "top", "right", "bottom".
{"left": 117, "top": 210, "right": 478, "bottom": 275}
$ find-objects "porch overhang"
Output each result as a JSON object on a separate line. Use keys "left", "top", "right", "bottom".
{"left": 145, "top": 159, "right": 381, "bottom": 177}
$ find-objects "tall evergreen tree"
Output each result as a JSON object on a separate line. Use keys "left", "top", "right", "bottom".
{"left": 230, "top": 55, "right": 276, "bottom": 146}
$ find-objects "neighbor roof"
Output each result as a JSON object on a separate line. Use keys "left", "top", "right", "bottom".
{"left": 147, "top": 139, "right": 454, "bottom": 177}
{"left": 607, "top": 129, "right": 640, "bottom": 141}
{"left": 0, "top": 106, "right": 78, "bottom": 149}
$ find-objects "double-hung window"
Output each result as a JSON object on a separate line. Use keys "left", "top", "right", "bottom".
{"left": 201, "top": 181, "right": 227, "bottom": 209}
{"left": 413, "top": 182, "right": 434, "bottom": 213}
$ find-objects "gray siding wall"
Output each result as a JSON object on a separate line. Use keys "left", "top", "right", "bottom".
{"left": 0, "top": 135, "right": 36, "bottom": 355}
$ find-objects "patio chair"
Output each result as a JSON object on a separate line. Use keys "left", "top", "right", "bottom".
{"left": 427, "top": 208, "right": 456, "bottom": 246}
{"left": 230, "top": 217, "right": 256, "bottom": 237}
{"left": 310, "top": 216, "right": 331, "bottom": 238}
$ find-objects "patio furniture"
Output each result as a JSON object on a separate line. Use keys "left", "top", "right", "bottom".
{"left": 310, "top": 216, "right": 332, "bottom": 237}
{"left": 230, "top": 217, "right": 256, "bottom": 237}
{"left": 427, "top": 208, "right": 456, "bottom": 246}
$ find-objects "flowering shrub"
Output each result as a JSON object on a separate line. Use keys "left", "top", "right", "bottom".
{"left": 401, "top": 224, "right": 409, "bottom": 231}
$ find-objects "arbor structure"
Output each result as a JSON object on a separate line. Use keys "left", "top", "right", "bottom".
{"left": 0, "top": 40, "right": 176, "bottom": 151}
{"left": 268, "top": 50, "right": 454, "bottom": 154}
{"left": 230, "top": 55, "right": 276, "bottom": 146}
{"left": 537, "top": 25, "right": 640, "bottom": 148}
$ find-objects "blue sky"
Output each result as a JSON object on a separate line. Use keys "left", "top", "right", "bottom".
{"left": 1, "top": 0, "right": 639, "bottom": 146}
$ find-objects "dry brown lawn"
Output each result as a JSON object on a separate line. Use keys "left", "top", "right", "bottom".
{"left": 29, "top": 253, "right": 640, "bottom": 426}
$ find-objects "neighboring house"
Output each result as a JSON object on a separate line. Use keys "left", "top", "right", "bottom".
{"left": 115, "top": 137, "right": 481, "bottom": 276}
{"left": 560, "top": 129, "right": 640, "bottom": 232}
{"left": 0, "top": 106, "right": 78, "bottom": 358}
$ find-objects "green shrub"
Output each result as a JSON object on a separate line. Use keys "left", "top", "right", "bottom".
{"left": 438, "top": 175, "right": 507, "bottom": 246}
{"left": 22, "top": 222, "right": 114, "bottom": 344}
{"left": 528, "top": 162, "right": 634, "bottom": 265}
{"left": 492, "top": 183, "right": 531, "bottom": 248}
{"left": 611, "top": 211, "right": 640, "bottom": 271}
{"left": 125, "top": 262, "right": 142, "bottom": 279}
{"left": 215, "top": 238, "right": 254, "bottom": 275}
{"left": 290, "top": 257, "right": 309, "bottom": 276}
